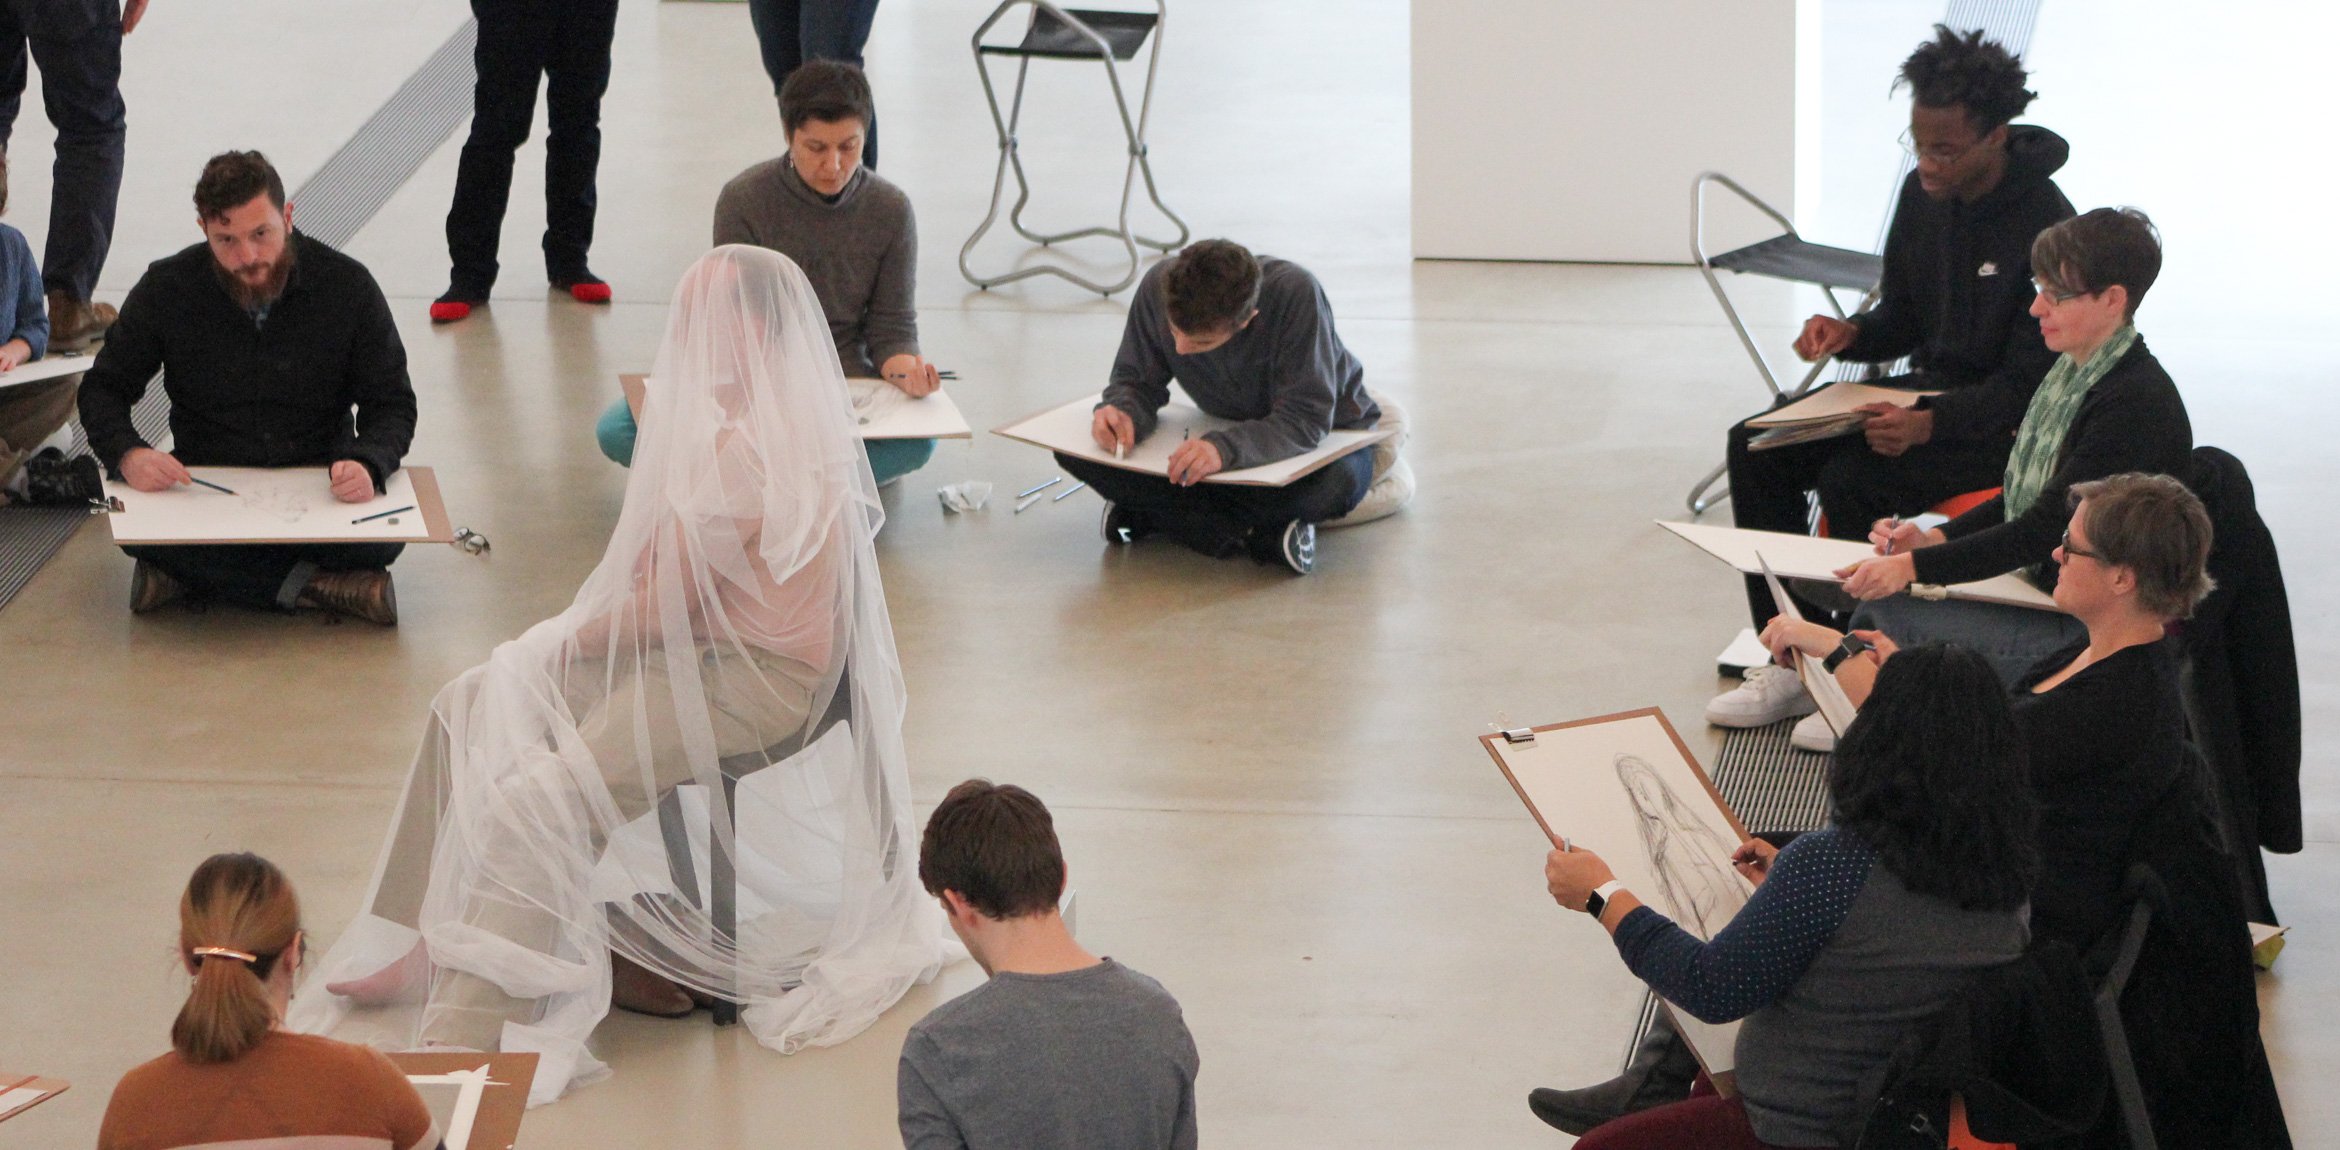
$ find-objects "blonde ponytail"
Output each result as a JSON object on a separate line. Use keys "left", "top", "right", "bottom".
{"left": 170, "top": 853, "right": 301, "bottom": 1064}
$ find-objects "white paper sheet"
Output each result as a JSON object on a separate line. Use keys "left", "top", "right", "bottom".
{"left": 1658, "top": 521, "right": 2061, "bottom": 612}
{"left": 1717, "top": 628, "right": 1770, "bottom": 674}
{"left": 845, "top": 378, "right": 972, "bottom": 439}
{"left": 1488, "top": 711, "right": 1750, "bottom": 1077}
{"left": 1745, "top": 380, "right": 1942, "bottom": 428}
{"left": 992, "top": 391, "right": 1393, "bottom": 488}
{"left": 0, "top": 352, "right": 95, "bottom": 392}
{"left": 1760, "top": 554, "right": 1859, "bottom": 739}
{"left": 106, "top": 467, "right": 432, "bottom": 544}
{"left": 0, "top": 1086, "right": 51, "bottom": 1116}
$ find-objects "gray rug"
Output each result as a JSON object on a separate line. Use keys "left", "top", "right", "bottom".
{"left": 0, "top": 17, "right": 478, "bottom": 614}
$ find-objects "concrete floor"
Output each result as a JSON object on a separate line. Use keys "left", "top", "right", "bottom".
{"left": 0, "top": 1, "right": 2330, "bottom": 1146}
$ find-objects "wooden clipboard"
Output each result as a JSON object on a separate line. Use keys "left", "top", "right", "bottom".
{"left": 104, "top": 466, "right": 455, "bottom": 546}
{"left": 991, "top": 391, "right": 1393, "bottom": 488}
{"left": 1480, "top": 707, "right": 1749, "bottom": 1096}
{"left": 389, "top": 1051, "right": 537, "bottom": 1150}
{"left": 0, "top": 1073, "right": 69, "bottom": 1124}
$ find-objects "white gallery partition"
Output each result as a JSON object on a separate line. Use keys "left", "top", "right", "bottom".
{"left": 1412, "top": 0, "right": 1822, "bottom": 264}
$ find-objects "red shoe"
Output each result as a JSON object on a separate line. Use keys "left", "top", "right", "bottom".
{"left": 428, "top": 299, "right": 473, "bottom": 323}
{"left": 564, "top": 280, "right": 612, "bottom": 304}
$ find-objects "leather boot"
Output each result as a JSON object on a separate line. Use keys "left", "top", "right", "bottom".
{"left": 611, "top": 951, "right": 695, "bottom": 1019}
{"left": 48, "top": 291, "right": 118, "bottom": 352}
{"left": 1528, "top": 1012, "right": 1700, "bottom": 1134}
{"left": 130, "top": 560, "right": 185, "bottom": 614}
{"left": 298, "top": 568, "right": 398, "bottom": 626}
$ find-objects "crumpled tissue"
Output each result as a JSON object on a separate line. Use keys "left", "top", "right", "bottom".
{"left": 935, "top": 481, "right": 992, "bottom": 513}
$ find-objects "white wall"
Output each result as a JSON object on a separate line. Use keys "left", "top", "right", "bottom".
{"left": 1411, "top": 0, "right": 1811, "bottom": 264}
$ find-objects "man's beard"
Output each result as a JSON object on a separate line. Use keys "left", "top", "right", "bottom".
{"left": 215, "top": 241, "right": 297, "bottom": 311}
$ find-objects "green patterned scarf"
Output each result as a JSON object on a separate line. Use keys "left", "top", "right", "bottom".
{"left": 2002, "top": 324, "right": 2139, "bottom": 520}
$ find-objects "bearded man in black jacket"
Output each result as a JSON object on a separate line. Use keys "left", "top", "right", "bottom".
{"left": 77, "top": 151, "right": 417, "bottom": 625}
{"left": 1719, "top": 27, "right": 2076, "bottom": 632}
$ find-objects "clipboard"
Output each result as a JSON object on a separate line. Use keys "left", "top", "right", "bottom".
{"left": 0, "top": 351, "right": 95, "bottom": 392}
{"left": 389, "top": 1051, "right": 537, "bottom": 1150}
{"left": 992, "top": 391, "right": 1392, "bottom": 488}
{"left": 621, "top": 372, "right": 971, "bottom": 440}
{"left": 1480, "top": 707, "right": 1752, "bottom": 1095}
{"left": 1744, "top": 380, "right": 1942, "bottom": 452}
{"left": 0, "top": 1073, "right": 68, "bottom": 1124}
{"left": 1759, "top": 553, "right": 1859, "bottom": 740}
{"left": 1657, "top": 521, "right": 2061, "bottom": 613}
{"left": 104, "top": 466, "right": 456, "bottom": 545}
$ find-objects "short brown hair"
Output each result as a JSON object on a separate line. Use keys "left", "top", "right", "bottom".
{"left": 1162, "top": 239, "right": 1261, "bottom": 333}
{"left": 918, "top": 780, "right": 1064, "bottom": 919}
{"left": 2067, "top": 472, "right": 2214, "bottom": 619}
{"left": 194, "top": 151, "right": 286, "bottom": 222}
{"left": 780, "top": 60, "right": 873, "bottom": 137}
{"left": 2032, "top": 208, "right": 2160, "bottom": 318}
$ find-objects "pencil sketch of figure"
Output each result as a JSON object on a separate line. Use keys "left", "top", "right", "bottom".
{"left": 1615, "top": 753, "right": 1748, "bottom": 938}
{"left": 240, "top": 481, "right": 311, "bottom": 525}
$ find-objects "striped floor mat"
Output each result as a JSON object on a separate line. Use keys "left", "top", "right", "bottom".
{"left": 0, "top": 18, "right": 478, "bottom": 614}
{"left": 1710, "top": 717, "right": 1833, "bottom": 834}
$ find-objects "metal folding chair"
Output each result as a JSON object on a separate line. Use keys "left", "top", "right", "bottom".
{"left": 959, "top": 0, "right": 1189, "bottom": 295}
{"left": 1684, "top": 172, "right": 1885, "bottom": 514}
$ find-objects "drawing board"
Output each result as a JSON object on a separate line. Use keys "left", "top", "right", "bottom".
{"left": 0, "top": 352, "right": 93, "bottom": 393}
{"left": 389, "top": 1052, "right": 536, "bottom": 1150}
{"left": 0, "top": 1073, "right": 66, "bottom": 1124}
{"left": 620, "top": 373, "right": 971, "bottom": 440}
{"left": 1658, "top": 520, "right": 2061, "bottom": 612}
{"left": 104, "top": 466, "right": 454, "bottom": 545}
{"left": 1481, "top": 707, "right": 1754, "bottom": 1088}
{"left": 1759, "top": 554, "right": 1859, "bottom": 739}
{"left": 992, "top": 391, "right": 1393, "bottom": 488}
{"left": 1745, "top": 380, "right": 1941, "bottom": 428}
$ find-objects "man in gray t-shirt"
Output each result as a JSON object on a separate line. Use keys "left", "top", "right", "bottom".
{"left": 900, "top": 780, "right": 1199, "bottom": 1150}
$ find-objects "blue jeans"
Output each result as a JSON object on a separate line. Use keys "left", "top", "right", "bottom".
{"left": 746, "top": 0, "right": 883, "bottom": 166}
{"left": 1849, "top": 594, "right": 2088, "bottom": 688}
{"left": 594, "top": 396, "right": 932, "bottom": 484}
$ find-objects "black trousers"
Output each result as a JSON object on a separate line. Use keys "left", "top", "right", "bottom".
{"left": 747, "top": 0, "right": 882, "bottom": 167}
{"left": 123, "top": 542, "right": 404, "bottom": 611}
{"left": 1057, "top": 449, "right": 1374, "bottom": 559}
{"left": 446, "top": 0, "right": 620, "bottom": 294}
{"left": 0, "top": 6, "right": 123, "bottom": 301}
{"left": 1724, "top": 407, "right": 2007, "bottom": 629}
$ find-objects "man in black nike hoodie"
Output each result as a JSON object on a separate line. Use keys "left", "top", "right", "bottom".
{"left": 1719, "top": 26, "right": 2075, "bottom": 632}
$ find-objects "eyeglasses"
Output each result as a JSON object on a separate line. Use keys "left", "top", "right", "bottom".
{"left": 2059, "top": 529, "right": 2103, "bottom": 561}
{"left": 2032, "top": 279, "right": 2091, "bottom": 304}
{"left": 1898, "top": 128, "right": 1988, "bottom": 166}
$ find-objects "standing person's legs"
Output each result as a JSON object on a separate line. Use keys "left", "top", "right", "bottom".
{"left": 25, "top": 17, "right": 124, "bottom": 306}
{"left": 746, "top": 0, "right": 805, "bottom": 97}
{"left": 540, "top": 0, "right": 619, "bottom": 283}
{"left": 0, "top": 8, "right": 24, "bottom": 149}
{"left": 796, "top": 0, "right": 882, "bottom": 166}
{"left": 1724, "top": 416, "right": 1845, "bottom": 627}
{"left": 445, "top": 0, "right": 558, "bottom": 297}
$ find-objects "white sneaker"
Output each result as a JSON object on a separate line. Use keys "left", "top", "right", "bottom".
{"left": 1790, "top": 710, "right": 1836, "bottom": 753}
{"left": 1705, "top": 665, "right": 1816, "bottom": 728}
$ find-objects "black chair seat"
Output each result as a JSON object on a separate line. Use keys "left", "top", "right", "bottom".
{"left": 1709, "top": 234, "right": 1882, "bottom": 292}
{"left": 980, "top": 8, "right": 1156, "bottom": 61}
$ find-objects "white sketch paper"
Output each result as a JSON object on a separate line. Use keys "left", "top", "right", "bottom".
{"left": 1486, "top": 710, "right": 1752, "bottom": 1077}
{"left": 1759, "top": 554, "right": 1860, "bottom": 740}
{"left": 105, "top": 467, "right": 432, "bottom": 544}
{"left": 992, "top": 390, "right": 1392, "bottom": 488}
{"left": 406, "top": 1065, "right": 491, "bottom": 1150}
{"left": 0, "top": 351, "right": 93, "bottom": 393}
{"left": 845, "top": 378, "right": 974, "bottom": 440}
{"left": 1658, "top": 520, "right": 2060, "bottom": 612}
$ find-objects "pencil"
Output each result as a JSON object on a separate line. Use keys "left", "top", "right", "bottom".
{"left": 351, "top": 504, "right": 415, "bottom": 524}
{"left": 1016, "top": 477, "right": 1063, "bottom": 499}
{"left": 1052, "top": 481, "right": 1088, "bottom": 502}
{"left": 188, "top": 476, "right": 238, "bottom": 495}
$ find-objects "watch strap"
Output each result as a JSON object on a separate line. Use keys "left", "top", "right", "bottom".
{"left": 1586, "top": 879, "right": 1626, "bottom": 917}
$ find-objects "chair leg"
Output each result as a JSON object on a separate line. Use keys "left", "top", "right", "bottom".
{"left": 710, "top": 774, "right": 742, "bottom": 1027}
{"left": 2094, "top": 995, "right": 2159, "bottom": 1150}
{"left": 655, "top": 787, "right": 703, "bottom": 912}
{"left": 1686, "top": 461, "right": 1730, "bottom": 515}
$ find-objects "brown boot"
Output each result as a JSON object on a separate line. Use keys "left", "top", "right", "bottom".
{"left": 297, "top": 567, "right": 398, "bottom": 625}
{"left": 129, "top": 560, "right": 184, "bottom": 614}
{"left": 610, "top": 951, "right": 695, "bottom": 1018}
{"left": 47, "top": 291, "right": 117, "bottom": 352}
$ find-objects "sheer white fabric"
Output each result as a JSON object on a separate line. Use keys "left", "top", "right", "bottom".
{"left": 290, "top": 246, "right": 949, "bottom": 1103}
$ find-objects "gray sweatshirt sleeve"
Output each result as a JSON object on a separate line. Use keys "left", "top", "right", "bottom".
{"left": 712, "top": 179, "right": 757, "bottom": 248}
{"left": 1197, "top": 279, "right": 1338, "bottom": 469}
{"left": 896, "top": 1040, "right": 970, "bottom": 1150}
{"left": 1100, "top": 282, "right": 1174, "bottom": 442}
{"left": 863, "top": 194, "right": 920, "bottom": 368}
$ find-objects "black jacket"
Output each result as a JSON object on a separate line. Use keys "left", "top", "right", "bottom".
{"left": 1913, "top": 340, "right": 2191, "bottom": 589}
{"left": 2179, "top": 447, "right": 2303, "bottom": 919}
{"left": 1844, "top": 124, "right": 2075, "bottom": 445}
{"left": 77, "top": 232, "right": 416, "bottom": 487}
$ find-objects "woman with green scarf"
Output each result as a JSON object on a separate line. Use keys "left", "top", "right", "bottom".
{"left": 1824, "top": 207, "right": 2191, "bottom": 691}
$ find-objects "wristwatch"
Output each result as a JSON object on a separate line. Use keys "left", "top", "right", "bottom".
{"left": 1584, "top": 880, "right": 1626, "bottom": 918}
{"left": 1822, "top": 632, "right": 1874, "bottom": 674}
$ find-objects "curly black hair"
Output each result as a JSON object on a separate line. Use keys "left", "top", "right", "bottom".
{"left": 1831, "top": 643, "right": 2039, "bottom": 912}
{"left": 1895, "top": 25, "right": 2037, "bottom": 131}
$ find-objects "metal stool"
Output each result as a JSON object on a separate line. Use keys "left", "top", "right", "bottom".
{"left": 960, "top": 0, "right": 1189, "bottom": 295}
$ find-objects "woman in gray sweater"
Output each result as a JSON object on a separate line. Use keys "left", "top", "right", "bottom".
{"left": 1544, "top": 644, "right": 2037, "bottom": 1148}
